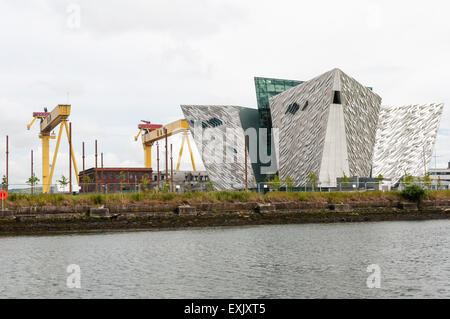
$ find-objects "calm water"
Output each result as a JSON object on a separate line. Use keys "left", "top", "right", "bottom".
{"left": 1, "top": 220, "right": 450, "bottom": 299}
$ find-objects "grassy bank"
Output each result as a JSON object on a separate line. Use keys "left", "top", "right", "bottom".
{"left": 3, "top": 190, "right": 450, "bottom": 208}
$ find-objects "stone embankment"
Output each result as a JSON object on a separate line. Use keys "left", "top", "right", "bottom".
{"left": 0, "top": 199, "right": 449, "bottom": 234}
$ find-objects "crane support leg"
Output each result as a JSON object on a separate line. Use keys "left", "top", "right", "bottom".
{"left": 176, "top": 133, "right": 187, "bottom": 170}
{"left": 63, "top": 121, "right": 80, "bottom": 184}
{"left": 186, "top": 134, "right": 196, "bottom": 172}
{"left": 144, "top": 144, "right": 152, "bottom": 169}
{"left": 40, "top": 136, "right": 51, "bottom": 193}
{"left": 47, "top": 124, "right": 64, "bottom": 193}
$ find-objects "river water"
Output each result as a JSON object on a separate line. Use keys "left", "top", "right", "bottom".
{"left": 1, "top": 220, "right": 449, "bottom": 299}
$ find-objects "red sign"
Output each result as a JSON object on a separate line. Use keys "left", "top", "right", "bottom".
{"left": 32, "top": 112, "right": 50, "bottom": 118}
{"left": 0, "top": 191, "right": 7, "bottom": 200}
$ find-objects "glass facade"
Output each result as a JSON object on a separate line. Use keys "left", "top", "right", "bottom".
{"left": 254, "top": 77, "right": 304, "bottom": 176}
{"left": 254, "top": 76, "right": 304, "bottom": 138}
{"left": 254, "top": 77, "right": 304, "bottom": 111}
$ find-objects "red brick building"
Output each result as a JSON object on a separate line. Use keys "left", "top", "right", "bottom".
{"left": 79, "top": 168, "right": 153, "bottom": 193}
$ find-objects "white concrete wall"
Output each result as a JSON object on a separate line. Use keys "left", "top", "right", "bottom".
{"left": 319, "top": 103, "right": 350, "bottom": 187}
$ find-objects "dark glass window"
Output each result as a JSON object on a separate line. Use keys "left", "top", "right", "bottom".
{"left": 301, "top": 101, "right": 309, "bottom": 111}
{"left": 202, "top": 117, "right": 223, "bottom": 128}
{"left": 285, "top": 102, "right": 300, "bottom": 115}
{"left": 333, "top": 91, "right": 342, "bottom": 104}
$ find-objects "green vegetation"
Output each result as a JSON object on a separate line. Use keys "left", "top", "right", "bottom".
{"left": 206, "top": 181, "right": 215, "bottom": 192}
{"left": 401, "top": 184, "right": 426, "bottom": 202}
{"left": 57, "top": 175, "right": 69, "bottom": 188}
{"left": 342, "top": 172, "right": 350, "bottom": 184}
{"left": 266, "top": 174, "right": 282, "bottom": 191}
{"left": 1, "top": 175, "right": 8, "bottom": 190}
{"left": 285, "top": 176, "right": 295, "bottom": 190}
{"left": 403, "top": 171, "right": 415, "bottom": 185}
{"left": 419, "top": 173, "right": 432, "bottom": 188}
{"left": 3, "top": 189, "right": 449, "bottom": 208}
{"left": 306, "top": 171, "right": 318, "bottom": 190}
{"left": 26, "top": 174, "right": 40, "bottom": 187}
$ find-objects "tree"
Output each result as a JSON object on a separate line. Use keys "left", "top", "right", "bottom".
{"left": 267, "top": 174, "right": 282, "bottom": 191}
{"left": 26, "top": 174, "right": 40, "bottom": 194}
{"left": 82, "top": 175, "right": 91, "bottom": 184}
{"left": 57, "top": 175, "right": 69, "bottom": 187}
{"left": 119, "top": 171, "right": 126, "bottom": 192}
{"left": 403, "top": 170, "right": 415, "bottom": 186}
{"left": 306, "top": 171, "right": 318, "bottom": 190}
{"left": 437, "top": 176, "right": 442, "bottom": 189}
{"left": 284, "top": 176, "right": 295, "bottom": 191}
{"left": 141, "top": 173, "right": 149, "bottom": 192}
{"left": 206, "top": 181, "right": 215, "bottom": 192}
{"left": 342, "top": 172, "right": 350, "bottom": 185}
{"left": 375, "top": 174, "right": 384, "bottom": 183}
{"left": 420, "top": 173, "right": 432, "bottom": 188}
{"left": 1, "top": 175, "right": 8, "bottom": 190}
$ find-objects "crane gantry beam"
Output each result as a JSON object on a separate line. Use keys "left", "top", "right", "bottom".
{"left": 28, "top": 105, "right": 79, "bottom": 193}
{"left": 137, "top": 119, "right": 196, "bottom": 171}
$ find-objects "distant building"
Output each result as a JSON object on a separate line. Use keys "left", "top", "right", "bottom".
{"left": 78, "top": 167, "right": 210, "bottom": 193}
{"left": 429, "top": 162, "right": 450, "bottom": 189}
{"left": 79, "top": 168, "right": 153, "bottom": 193}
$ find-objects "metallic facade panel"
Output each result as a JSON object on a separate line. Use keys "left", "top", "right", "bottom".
{"left": 372, "top": 103, "right": 444, "bottom": 183}
{"left": 340, "top": 71, "right": 382, "bottom": 177}
{"left": 270, "top": 69, "right": 382, "bottom": 187}
{"left": 181, "top": 105, "right": 257, "bottom": 191}
{"left": 270, "top": 70, "right": 335, "bottom": 186}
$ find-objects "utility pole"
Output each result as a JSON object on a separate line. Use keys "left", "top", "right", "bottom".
{"left": 165, "top": 128, "right": 168, "bottom": 188}
{"left": 6, "top": 136, "right": 9, "bottom": 191}
{"left": 69, "top": 122, "right": 72, "bottom": 194}
{"left": 157, "top": 142, "right": 160, "bottom": 190}
{"left": 245, "top": 136, "right": 248, "bottom": 191}
{"left": 82, "top": 142, "right": 85, "bottom": 172}
{"left": 82, "top": 141, "right": 85, "bottom": 193}
{"left": 31, "top": 150, "right": 34, "bottom": 195}
{"left": 170, "top": 144, "right": 174, "bottom": 192}
{"left": 95, "top": 140, "right": 98, "bottom": 169}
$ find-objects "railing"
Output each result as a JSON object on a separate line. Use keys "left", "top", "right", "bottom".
{"left": 0, "top": 182, "right": 206, "bottom": 194}
{"left": 1, "top": 181, "right": 448, "bottom": 195}
{"left": 256, "top": 181, "right": 449, "bottom": 193}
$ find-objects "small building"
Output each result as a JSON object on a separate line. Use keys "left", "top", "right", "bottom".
{"left": 429, "top": 162, "right": 450, "bottom": 189}
{"left": 79, "top": 168, "right": 153, "bottom": 193}
{"left": 79, "top": 168, "right": 210, "bottom": 193}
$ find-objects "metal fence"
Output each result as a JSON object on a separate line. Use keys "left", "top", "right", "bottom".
{"left": 256, "top": 181, "right": 449, "bottom": 194}
{"left": 0, "top": 183, "right": 170, "bottom": 195}
{"left": 1, "top": 181, "right": 448, "bottom": 195}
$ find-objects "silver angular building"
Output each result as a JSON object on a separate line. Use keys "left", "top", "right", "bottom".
{"left": 270, "top": 68, "right": 382, "bottom": 187}
{"left": 181, "top": 105, "right": 258, "bottom": 190}
{"left": 180, "top": 68, "right": 444, "bottom": 189}
{"left": 372, "top": 103, "right": 444, "bottom": 183}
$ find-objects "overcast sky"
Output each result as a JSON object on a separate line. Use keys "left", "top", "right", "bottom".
{"left": 0, "top": 0, "right": 449, "bottom": 186}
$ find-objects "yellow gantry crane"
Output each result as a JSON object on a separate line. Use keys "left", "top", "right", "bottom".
{"left": 135, "top": 119, "right": 196, "bottom": 171}
{"left": 27, "top": 105, "right": 79, "bottom": 193}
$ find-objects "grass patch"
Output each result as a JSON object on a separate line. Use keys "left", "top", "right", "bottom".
{"left": 3, "top": 190, "right": 449, "bottom": 208}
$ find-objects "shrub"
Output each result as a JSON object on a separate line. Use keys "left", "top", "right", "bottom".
{"left": 401, "top": 185, "right": 426, "bottom": 202}
{"left": 91, "top": 194, "right": 105, "bottom": 205}
{"left": 161, "top": 193, "right": 176, "bottom": 201}
{"left": 132, "top": 193, "right": 143, "bottom": 202}
{"left": 8, "top": 193, "right": 18, "bottom": 201}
